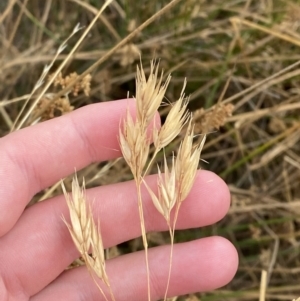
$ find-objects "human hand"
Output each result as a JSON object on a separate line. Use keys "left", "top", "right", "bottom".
{"left": 0, "top": 99, "right": 238, "bottom": 300}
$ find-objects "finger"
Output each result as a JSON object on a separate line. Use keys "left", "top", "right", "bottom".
{"left": 30, "top": 237, "right": 238, "bottom": 301}
{"left": 0, "top": 170, "right": 230, "bottom": 297}
{"left": 0, "top": 99, "right": 143, "bottom": 236}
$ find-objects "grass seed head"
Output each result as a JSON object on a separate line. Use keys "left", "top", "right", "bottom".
{"left": 194, "top": 103, "right": 234, "bottom": 132}
{"left": 135, "top": 60, "right": 171, "bottom": 128}
{"left": 119, "top": 109, "right": 150, "bottom": 179}
{"left": 52, "top": 71, "right": 92, "bottom": 96}
{"left": 62, "top": 177, "right": 90, "bottom": 254}
{"left": 176, "top": 121, "right": 206, "bottom": 202}
{"left": 153, "top": 81, "right": 189, "bottom": 150}
{"left": 86, "top": 220, "right": 108, "bottom": 284}
{"left": 61, "top": 176, "right": 108, "bottom": 284}
{"left": 33, "top": 94, "right": 74, "bottom": 121}
{"left": 144, "top": 154, "right": 177, "bottom": 223}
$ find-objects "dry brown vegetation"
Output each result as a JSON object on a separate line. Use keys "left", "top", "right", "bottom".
{"left": 1, "top": 0, "right": 300, "bottom": 300}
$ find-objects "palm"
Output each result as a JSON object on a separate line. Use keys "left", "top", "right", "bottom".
{"left": 0, "top": 99, "right": 238, "bottom": 301}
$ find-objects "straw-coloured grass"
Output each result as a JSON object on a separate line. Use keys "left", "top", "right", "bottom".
{"left": 61, "top": 176, "right": 115, "bottom": 301}
{"left": 4, "top": 0, "right": 300, "bottom": 299}
{"left": 118, "top": 60, "right": 206, "bottom": 301}
{"left": 62, "top": 60, "right": 206, "bottom": 301}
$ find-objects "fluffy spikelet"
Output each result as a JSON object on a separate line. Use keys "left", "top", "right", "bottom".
{"left": 153, "top": 80, "right": 189, "bottom": 151}
{"left": 61, "top": 176, "right": 108, "bottom": 285}
{"left": 144, "top": 154, "right": 177, "bottom": 223}
{"left": 147, "top": 124, "right": 206, "bottom": 222}
{"left": 119, "top": 109, "right": 150, "bottom": 179}
{"left": 62, "top": 177, "right": 90, "bottom": 255}
{"left": 175, "top": 121, "right": 206, "bottom": 202}
{"left": 87, "top": 220, "right": 108, "bottom": 284}
{"left": 135, "top": 60, "right": 171, "bottom": 128}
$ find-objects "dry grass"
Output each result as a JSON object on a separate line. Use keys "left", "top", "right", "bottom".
{"left": 63, "top": 60, "right": 206, "bottom": 301}
{"left": 61, "top": 176, "right": 115, "bottom": 301}
{"left": 119, "top": 60, "right": 206, "bottom": 300}
{"left": 2, "top": 0, "right": 300, "bottom": 300}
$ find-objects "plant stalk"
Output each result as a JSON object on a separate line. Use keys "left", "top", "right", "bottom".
{"left": 136, "top": 178, "right": 151, "bottom": 301}
{"left": 164, "top": 225, "right": 174, "bottom": 301}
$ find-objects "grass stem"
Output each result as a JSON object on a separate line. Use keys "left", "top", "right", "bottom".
{"left": 136, "top": 178, "right": 151, "bottom": 301}
{"left": 164, "top": 226, "right": 174, "bottom": 301}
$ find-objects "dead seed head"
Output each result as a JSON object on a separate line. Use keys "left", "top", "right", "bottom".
{"left": 119, "top": 109, "right": 150, "bottom": 179}
{"left": 135, "top": 60, "right": 171, "bottom": 128}
{"left": 153, "top": 83, "right": 189, "bottom": 151}
{"left": 146, "top": 123, "right": 206, "bottom": 222}
{"left": 33, "top": 94, "right": 74, "bottom": 121}
{"left": 128, "top": 61, "right": 207, "bottom": 221}
{"left": 51, "top": 71, "right": 92, "bottom": 96}
{"left": 195, "top": 103, "right": 234, "bottom": 132}
{"left": 176, "top": 121, "right": 206, "bottom": 202}
{"left": 61, "top": 177, "right": 89, "bottom": 254}
{"left": 86, "top": 220, "right": 108, "bottom": 284}
{"left": 61, "top": 176, "right": 108, "bottom": 285}
{"left": 144, "top": 155, "right": 177, "bottom": 223}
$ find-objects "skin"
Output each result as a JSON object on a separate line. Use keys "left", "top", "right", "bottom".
{"left": 0, "top": 99, "right": 238, "bottom": 301}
